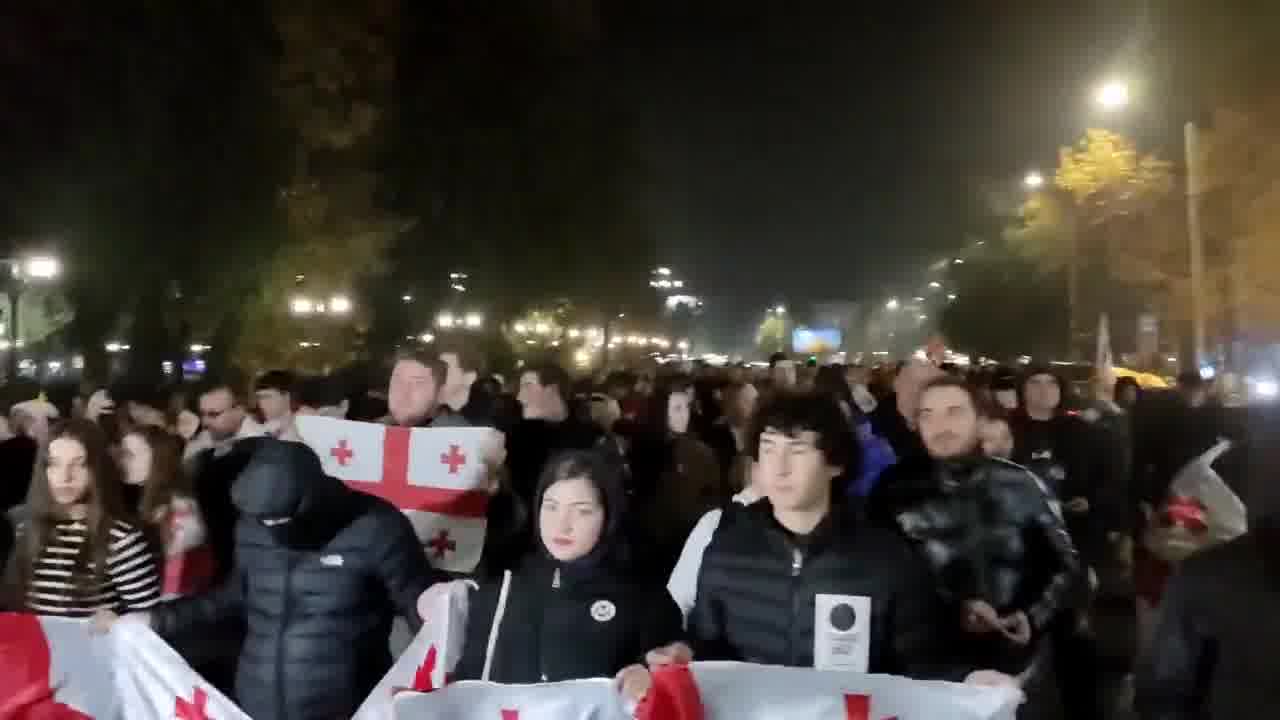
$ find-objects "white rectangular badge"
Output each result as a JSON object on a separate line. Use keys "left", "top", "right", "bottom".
{"left": 813, "top": 593, "right": 871, "bottom": 673}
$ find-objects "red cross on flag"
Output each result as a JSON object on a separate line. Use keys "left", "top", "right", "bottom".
{"left": 295, "top": 416, "right": 497, "bottom": 573}
{"left": 389, "top": 677, "right": 623, "bottom": 720}
{"left": 0, "top": 613, "right": 250, "bottom": 719}
{"left": 636, "top": 663, "right": 1021, "bottom": 720}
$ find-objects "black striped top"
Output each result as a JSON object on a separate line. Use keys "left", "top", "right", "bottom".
{"left": 24, "top": 518, "right": 163, "bottom": 617}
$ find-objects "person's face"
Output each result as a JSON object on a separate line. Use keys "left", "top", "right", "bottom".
{"left": 119, "top": 433, "right": 153, "bottom": 486}
{"left": 255, "top": 388, "right": 291, "bottom": 422}
{"left": 439, "top": 352, "right": 476, "bottom": 406}
{"left": 389, "top": 359, "right": 440, "bottom": 426}
{"left": 539, "top": 477, "right": 605, "bottom": 562}
{"left": 917, "top": 385, "right": 981, "bottom": 460}
{"left": 1024, "top": 374, "right": 1061, "bottom": 414}
{"left": 993, "top": 388, "right": 1019, "bottom": 411}
{"left": 756, "top": 429, "right": 838, "bottom": 513}
{"left": 47, "top": 436, "right": 92, "bottom": 508}
{"left": 979, "top": 418, "right": 1014, "bottom": 459}
{"left": 667, "top": 391, "right": 692, "bottom": 435}
{"left": 198, "top": 389, "right": 244, "bottom": 441}
{"left": 518, "top": 371, "right": 549, "bottom": 419}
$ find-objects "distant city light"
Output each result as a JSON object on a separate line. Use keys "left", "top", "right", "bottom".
{"left": 24, "top": 256, "right": 60, "bottom": 279}
{"left": 328, "top": 295, "right": 352, "bottom": 314}
{"left": 947, "top": 293, "right": 958, "bottom": 301}
{"left": 534, "top": 322, "right": 551, "bottom": 335}
{"left": 420, "top": 333, "right": 435, "bottom": 343}
{"left": 1023, "top": 171, "right": 1045, "bottom": 189}
{"left": 885, "top": 298, "right": 900, "bottom": 311}
{"left": 928, "top": 281, "right": 942, "bottom": 289}
{"left": 464, "top": 312, "right": 483, "bottom": 329}
{"left": 656, "top": 267, "right": 672, "bottom": 276}
{"left": 290, "top": 297, "right": 315, "bottom": 315}
{"left": 402, "top": 295, "right": 414, "bottom": 303}
{"left": 514, "top": 323, "right": 528, "bottom": 334}
{"left": 437, "top": 312, "right": 455, "bottom": 328}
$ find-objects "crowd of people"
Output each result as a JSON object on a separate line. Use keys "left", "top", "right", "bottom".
{"left": 0, "top": 338, "right": 1263, "bottom": 719}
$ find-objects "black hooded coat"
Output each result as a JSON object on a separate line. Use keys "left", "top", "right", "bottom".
{"left": 150, "top": 440, "right": 438, "bottom": 720}
{"left": 452, "top": 451, "right": 682, "bottom": 684}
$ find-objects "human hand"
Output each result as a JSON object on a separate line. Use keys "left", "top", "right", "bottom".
{"left": 89, "top": 609, "right": 149, "bottom": 635}
{"left": 964, "top": 670, "right": 1026, "bottom": 703}
{"left": 962, "top": 600, "right": 1001, "bottom": 634}
{"left": 997, "top": 611, "right": 1032, "bottom": 646}
{"left": 645, "top": 642, "right": 693, "bottom": 669}
{"left": 615, "top": 664, "right": 652, "bottom": 703}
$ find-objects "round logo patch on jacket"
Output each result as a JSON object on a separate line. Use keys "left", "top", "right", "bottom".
{"left": 590, "top": 599, "right": 616, "bottom": 622}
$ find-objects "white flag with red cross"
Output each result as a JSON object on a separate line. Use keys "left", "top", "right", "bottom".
{"left": 353, "top": 580, "right": 472, "bottom": 720}
{"left": 391, "top": 678, "right": 625, "bottom": 720}
{"left": 0, "top": 613, "right": 250, "bottom": 720}
{"left": 294, "top": 416, "right": 497, "bottom": 573}
{"left": 636, "top": 663, "right": 1021, "bottom": 720}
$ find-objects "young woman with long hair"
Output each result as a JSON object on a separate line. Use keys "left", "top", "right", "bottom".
{"left": 120, "top": 425, "right": 213, "bottom": 598}
{"left": 12, "top": 419, "right": 161, "bottom": 617}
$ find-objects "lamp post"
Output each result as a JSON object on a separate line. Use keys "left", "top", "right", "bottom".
{"left": 3, "top": 255, "right": 61, "bottom": 379}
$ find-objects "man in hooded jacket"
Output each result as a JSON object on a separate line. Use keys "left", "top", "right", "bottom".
{"left": 143, "top": 440, "right": 440, "bottom": 720}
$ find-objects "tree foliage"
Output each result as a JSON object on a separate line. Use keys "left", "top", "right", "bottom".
{"left": 755, "top": 313, "right": 788, "bottom": 357}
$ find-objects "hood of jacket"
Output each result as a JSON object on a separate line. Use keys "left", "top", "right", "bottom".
{"left": 231, "top": 439, "right": 347, "bottom": 525}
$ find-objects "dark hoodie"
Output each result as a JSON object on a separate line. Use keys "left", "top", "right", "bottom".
{"left": 151, "top": 440, "right": 438, "bottom": 720}
{"left": 453, "top": 450, "right": 682, "bottom": 684}
{"left": 1011, "top": 367, "right": 1108, "bottom": 564}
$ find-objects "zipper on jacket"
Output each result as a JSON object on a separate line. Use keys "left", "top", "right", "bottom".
{"left": 789, "top": 546, "right": 803, "bottom": 666}
{"left": 540, "top": 567, "right": 561, "bottom": 682}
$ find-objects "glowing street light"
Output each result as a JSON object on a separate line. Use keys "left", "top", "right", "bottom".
{"left": 328, "top": 295, "right": 352, "bottom": 315}
{"left": 436, "top": 312, "right": 455, "bottom": 328}
{"left": 655, "top": 267, "right": 672, "bottom": 276}
{"left": 677, "top": 340, "right": 690, "bottom": 352}
{"left": 773, "top": 305, "right": 787, "bottom": 314}
{"left": 1095, "top": 80, "right": 1130, "bottom": 111}
{"left": 928, "top": 281, "right": 942, "bottom": 289}
{"left": 886, "top": 298, "right": 900, "bottom": 311}
{"left": 23, "top": 256, "right": 60, "bottom": 279}
{"left": 534, "top": 322, "right": 551, "bottom": 335}
{"left": 947, "top": 293, "right": 958, "bottom": 301}
{"left": 464, "top": 312, "right": 483, "bottom": 329}
{"left": 514, "top": 322, "right": 528, "bottom": 335}
{"left": 402, "top": 294, "right": 414, "bottom": 303}
{"left": 419, "top": 333, "right": 435, "bottom": 344}
{"left": 290, "top": 296, "right": 315, "bottom": 316}
{"left": 1023, "top": 171, "right": 1045, "bottom": 189}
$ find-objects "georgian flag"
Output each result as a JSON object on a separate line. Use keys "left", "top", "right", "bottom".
{"left": 638, "top": 663, "right": 1021, "bottom": 720}
{"left": 392, "top": 679, "right": 625, "bottom": 720}
{"left": 295, "top": 416, "right": 497, "bottom": 573}
{"left": 0, "top": 613, "right": 249, "bottom": 719}
{"left": 353, "top": 580, "right": 473, "bottom": 720}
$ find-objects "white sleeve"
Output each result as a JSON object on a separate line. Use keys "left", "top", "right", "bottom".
{"left": 667, "top": 508, "right": 724, "bottom": 626}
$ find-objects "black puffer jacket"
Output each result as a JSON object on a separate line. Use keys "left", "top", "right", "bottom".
{"left": 690, "top": 499, "right": 969, "bottom": 680}
{"left": 151, "top": 440, "right": 439, "bottom": 720}
{"left": 873, "top": 455, "right": 1081, "bottom": 636}
{"left": 453, "top": 555, "right": 682, "bottom": 684}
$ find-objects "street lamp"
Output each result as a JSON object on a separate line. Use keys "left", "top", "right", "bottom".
{"left": 290, "top": 297, "right": 315, "bottom": 316}
{"left": 328, "top": 295, "right": 352, "bottom": 315}
{"left": 928, "top": 281, "right": 942, "bottom": 289}
{"left": 1023, "top": 171, "right": 1045, "bottom": 189}
{"left": 23, "top": 256, "right": 60, "bottom": 280}
{"left": 464, "top": 312, "right": 483, "bottom": 329}
{"left": 885, "top": 298, "right": 900, "bottom": 311}
{"left": 774, "top": 305, "right": 787, "bottom": 314}
{"left": 437, "top": 312, "right": 455, "bottom": 329}
{"left": 1095, "top": 80, "right": 1130, "bottom": 111}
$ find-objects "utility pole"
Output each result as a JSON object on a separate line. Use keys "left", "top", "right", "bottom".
{"left": 1185, "top": 121, "right": 1207, "bottom": 369}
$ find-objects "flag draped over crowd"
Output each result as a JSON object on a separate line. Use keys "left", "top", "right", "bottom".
{"left": 0, "top": 613, "right": 249, "bottom": 720}
{"left": 294, "top": 417, "right": 496, "bottom": 573}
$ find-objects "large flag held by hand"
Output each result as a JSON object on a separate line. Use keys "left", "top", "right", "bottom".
{"left": 638, "top": 663, "right": 1021, "bottom": 720}
{"left": 295, "top": 416, "right": 498, "bottom": 572}
{"left": 0, "top": 613, "right": 249, "bottom": 720}
{"left": 392, "top": 679, "right": 625, "bottom": 720}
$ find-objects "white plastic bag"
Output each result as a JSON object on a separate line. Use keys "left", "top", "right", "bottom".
{"left": 1144, "top": 439, "right": 1248, "bottom": 563}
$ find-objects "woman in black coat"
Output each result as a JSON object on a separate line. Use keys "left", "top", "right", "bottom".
{"left": 453, "top": 450, "right": 682, "bottom": 702}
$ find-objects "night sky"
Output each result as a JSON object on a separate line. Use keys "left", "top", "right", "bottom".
{"left": 612, "top": 1, "right": 1143, "bottom": 345}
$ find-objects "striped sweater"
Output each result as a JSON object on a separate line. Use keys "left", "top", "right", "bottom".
{"left": 24, "top": 518, "right": 162, "bottom": 617}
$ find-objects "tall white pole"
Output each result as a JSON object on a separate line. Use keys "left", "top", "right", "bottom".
{"left": 1185, "top": 120, "right": 1206, "bottom": 368}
